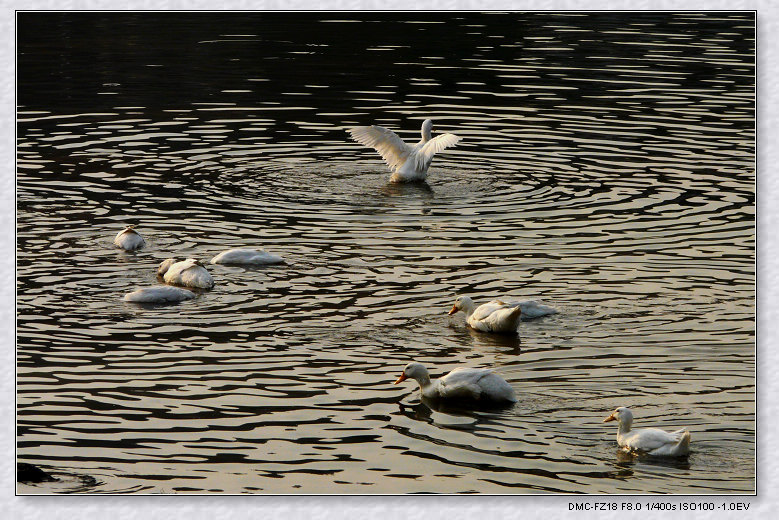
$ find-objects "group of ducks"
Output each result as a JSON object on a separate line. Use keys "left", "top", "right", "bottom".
{"left": 397, "top": 355, "right": 691, "bottom": 458}
{"left": 350, "top": 119, "right": 693, "bottom": 458}
{"left": 114, "top": 225, "right": 284, "bottom": 304}
{"left": 112, "top": 118, "right": 692, "bottom": 460}
{"left": 392, "top": 346, "right": 690, "bottom": 457}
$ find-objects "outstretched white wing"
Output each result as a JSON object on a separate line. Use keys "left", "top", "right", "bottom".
{"left": 420, "top": 133, "right": 460, "bottom": 158}
{"left": 349, "top": 125, "right": 412, "bottom": 171}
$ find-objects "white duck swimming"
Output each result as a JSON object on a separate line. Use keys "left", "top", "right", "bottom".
{"left": 124, "top": 285, "right": 196, "bottom": 304}
{"left": 448, "top": 295, "right": 557, "bottom": 334}
{"left": 113, "top": 226, "right": 145, "bottom": 250}
{"left": 348, "top": 119, "right": 461, "bottom": 182}
{"left": 394, "top": 362, "right": 517, "bottom": 404}
{"left": 603, "top": 407, "right": 691, "bottom": 456}
{"left": 158, "top": 258, "right": 214, "bottom": 289}
{"left": 210, "top": 248, "right": 283, "bottom": 265}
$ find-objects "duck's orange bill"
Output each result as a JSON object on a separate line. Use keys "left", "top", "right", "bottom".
{"left": 448, "top": 304, "right": 459, "bottom": 315}
{"left": 394, "top": 373, "right": 408, "bottom": 385}
{"left": 603, "top": 414, "right": 616, "bottom": 423}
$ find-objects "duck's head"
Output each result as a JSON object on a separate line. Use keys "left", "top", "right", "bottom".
{"left": 394, "top": 362, "right": 429, "bottom": 385}
{"left": 448, "top": 295, "right": 474, "bottom": 315}
{"left": 603, "top": 406, "right": 634, "bottom": 425}
{"left": 158, "top": 258, "right": 180, "bottom": 276}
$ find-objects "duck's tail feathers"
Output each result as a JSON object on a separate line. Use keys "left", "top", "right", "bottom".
{"left": 676, "top": 429, "right": 691, "bottom": 455}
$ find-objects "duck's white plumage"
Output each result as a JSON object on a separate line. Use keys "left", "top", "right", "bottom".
{"left": 394, "top": 362, "right": 516, "bottom": 404}
{"left": 157, "top": 258, "right": 179, "bottom": 276}
{"left": 210, "top": 248, "right": 283, "bottom": 265}
{"left": 449, "top": 295, "right": 557, "bottom": 333}
{"left": 158, "top": 258, "right": 214, "bottom": 289}
{"left": 114, "top": 226, "right": 145, "bottom": 250}
{"left": 349, "top": 119, "right": 460, "bottom": 182}
{"left": 603, "top": 407, "right": 691, "bottom": 456}
{"left": 510, "top": 300, "right": 558, "bottom": 319}
{"left": 124, "top": 285, "right": 196, "bottom": 303}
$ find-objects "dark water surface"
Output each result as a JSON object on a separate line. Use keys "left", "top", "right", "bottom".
{"left": 16, "top": 12, "right": 754, "bottom": 494}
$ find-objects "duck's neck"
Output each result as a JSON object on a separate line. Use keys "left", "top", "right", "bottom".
{"left": 617, "top": 418, "right": 632, "bottom": 436}
{"left": 461, "top": 298, "right": 478, "bottom": 318}
{"left": 414, "top": 374, "right": 434, "bottom": 397}
{"left": 421, "top": 127, "right": 432, "bottom": 143}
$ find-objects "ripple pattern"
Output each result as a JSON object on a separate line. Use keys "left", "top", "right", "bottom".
{"left": 17, "top": 12, "right": 754, "bottom": 494}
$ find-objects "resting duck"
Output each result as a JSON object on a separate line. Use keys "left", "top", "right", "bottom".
{"left": 348, "top": 119, "right": 460, "bottom": 182}
{"left": 210, "top": 248, "right": 283, "bottom": 265}
{"left": 394, "top": 362, "right": 516, "bottom": 405}
{"left": 448, "top": 295, "right": 557, "bottom": 334}
{"left": 113, "top": 226, "right": 145, "bottom": 250}
{"left": 124, "top": 285, "right": 195, "bottom": 304}
{"left": 158, "top": 258, "right": 214, "bottom": 289}
{"left": 603, "top": 407, "right": 691, "bottom": 456}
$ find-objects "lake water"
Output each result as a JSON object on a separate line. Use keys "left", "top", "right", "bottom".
{"left": 16, "top": 12, "right": 755, "bottom": 494}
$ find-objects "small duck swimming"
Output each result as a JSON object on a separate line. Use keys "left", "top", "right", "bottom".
{"left": 158, "top": 258, "right": 214, "bottom": 289}
{"left": 210, "top": 248, "right": 283, "bottom": 265}
{"left": 394, "top": 361, "right": 516, "bottom": 405}
{"left": 124, "top": 285, "right": 196, "bottom": 304}
{"left": 448, "top": 295, "right": 557, "bottom": 334}
{"left": 114, "top": 226, "right": 145, "bottom": 251}
{"left": 603, "top": 407, "right": 691, "bottom": 457}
